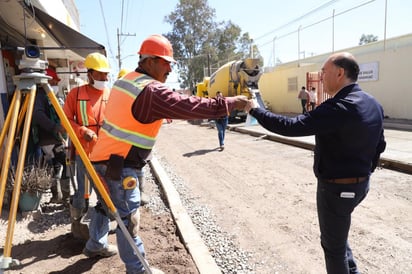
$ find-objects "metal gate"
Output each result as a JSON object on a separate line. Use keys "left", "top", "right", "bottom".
{"left": 306, "top": 71, "right": 330, "bottom": 107}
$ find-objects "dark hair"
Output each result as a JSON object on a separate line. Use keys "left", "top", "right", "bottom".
{"left": 332, "top": 55, "right": 359, "bottom": 81}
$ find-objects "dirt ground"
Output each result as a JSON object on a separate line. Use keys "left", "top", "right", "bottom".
{"left": 0, "top": 167, "right": 198, "bottom": 274}
{"left": 1, "top": 120, "right": 411, "bottom": 274}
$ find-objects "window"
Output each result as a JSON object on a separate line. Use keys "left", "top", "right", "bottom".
{"left": 288, "top": 77, "right": 298, "bottom": 92}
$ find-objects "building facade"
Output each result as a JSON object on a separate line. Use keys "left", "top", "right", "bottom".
{"left": 0, "top": 0, "right": 105, "bottom": 128}
{"left": 260, "top": 33, "right": 412, "bottom": 120}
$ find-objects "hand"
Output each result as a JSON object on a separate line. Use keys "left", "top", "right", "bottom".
{"left": 244, "top": 99, "right": 259, "bottom": 113}
{"left": 233, "top": 95, "right": 249, "bottom": 110}
{"left": 83, "top": 129, "right": 97, "bottom": 142}
{"left": 54, "top": 124, "right": 66, "bottom": 135}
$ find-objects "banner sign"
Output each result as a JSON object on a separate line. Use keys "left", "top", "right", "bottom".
{"left": 358, "top": 62, "right": 379, "bottom": 82}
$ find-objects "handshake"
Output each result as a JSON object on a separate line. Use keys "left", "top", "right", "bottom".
{"left": 232, "top": 95, "right": 259, "bottom": 113}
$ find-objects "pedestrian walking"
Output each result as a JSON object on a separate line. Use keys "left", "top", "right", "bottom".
{"left": 309, "top": 86, "right": 317, "bottom": 110}
{"left": 215, "top": 91, "right": 229, "bottom": 151}
{"left": 298, "top": 86, "right": 309, "bottom": 114}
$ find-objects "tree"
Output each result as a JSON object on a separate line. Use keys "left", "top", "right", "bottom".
{"left": 164, "top": 0, "right": 216, "bottom": 89}
{"left": 237, "top": 33, "right": 263, "bottom": 65}
{"left": 164, "top": 0, "right": 261, "bottom": 89}
{"left": 359, "top": 34, "right": 378, "bottom": 45}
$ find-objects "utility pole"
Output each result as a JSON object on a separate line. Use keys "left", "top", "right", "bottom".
{"left": 207, "top": 54, "right": 211, "bottom": 77}
{"left": 117, "top": 28, "right": 136, "bottom": 70}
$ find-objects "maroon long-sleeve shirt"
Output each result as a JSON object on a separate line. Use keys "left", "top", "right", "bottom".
{"left": 132, "top": 80, "right": 235, "bottom": 123}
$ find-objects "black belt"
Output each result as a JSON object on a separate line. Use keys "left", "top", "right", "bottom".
{"left": 324, "top": 176, "right": 368, "bottom": 184}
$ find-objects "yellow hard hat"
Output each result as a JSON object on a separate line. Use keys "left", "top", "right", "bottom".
{"left": 117, "top": 68, "right": 130, "bottom": 79}
{"left": 84, "top": 52, "right": 111, "bottom": 72}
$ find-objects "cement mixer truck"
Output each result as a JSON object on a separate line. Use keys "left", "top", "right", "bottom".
{"left": 195, "top": 58, "right": 263, "bottom": 122}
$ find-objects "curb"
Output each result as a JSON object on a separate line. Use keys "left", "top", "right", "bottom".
{"left": 149, "top": 157, "right": 222, "bottom": 274}
{"left": 228, "top": 125, "right": 412, "bottom": 175}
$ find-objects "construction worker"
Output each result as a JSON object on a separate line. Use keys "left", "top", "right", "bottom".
{"left": 117, "top": 68, "right": 150, "bottom": 206}
{"left": 32, "top": 67, "right": 69, "bottom": 202}
{"left": 117, "top": 68, "right": 129, "bottom": 79}
{"left": 63, "top": 52, "right": 113, "bottom": 246}
{"left": 85, "top": 34, "right": 247, "bottom": 273}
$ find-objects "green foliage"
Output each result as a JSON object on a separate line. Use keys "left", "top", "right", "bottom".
{"left": 359, "top": 34, "right": 378, "bottom": 45}
{"left": 164, "top": 0, "right": 262, "bottom": 89}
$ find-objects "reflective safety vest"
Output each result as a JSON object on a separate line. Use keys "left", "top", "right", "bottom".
{"left": 90, "top": 71, "right": 163, "bottom": 162}
{"left": 72, "top": 85, "right": 109, "bottom": 155}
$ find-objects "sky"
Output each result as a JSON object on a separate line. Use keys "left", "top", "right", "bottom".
{"left": 75, "top": 0, "right": 411, "bottom": 89}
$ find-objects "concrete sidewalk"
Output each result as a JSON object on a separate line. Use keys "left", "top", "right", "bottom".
{"left": 228, "top": 119, "right": 412, "bottom": 174}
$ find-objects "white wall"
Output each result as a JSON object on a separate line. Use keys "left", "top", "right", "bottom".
{"left": 260, "top": 33, "right": 412, "bottom": 120}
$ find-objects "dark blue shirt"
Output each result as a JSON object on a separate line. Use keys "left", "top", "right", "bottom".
{"left": 250, "top": 83, "right": 386, "bottom": 179}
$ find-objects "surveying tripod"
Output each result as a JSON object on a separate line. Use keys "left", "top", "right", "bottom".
{"left": 0, "top": 72, "right": 152, "bottom": 273}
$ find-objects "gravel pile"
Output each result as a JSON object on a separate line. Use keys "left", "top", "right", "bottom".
{"left": 150, "top": 155, "right": 256, "bottom": 274}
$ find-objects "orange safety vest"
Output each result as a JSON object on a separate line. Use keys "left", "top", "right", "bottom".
{"left": 90, "top": 72, "right": 163, "bottom": 162}
{"left": 75, "top": 85, "right": 109, "bottom": 132}
{"left": 72, "top": 85, "right": 109, "bottom": 155}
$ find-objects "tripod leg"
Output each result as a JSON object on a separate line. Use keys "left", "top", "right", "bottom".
{"left": 3, "top": 85, "right": 37, "bottom": 259}
{"left": 0, "top": 91, "right": 22, "bottom": 213}
{"left": 43, "top": 83, "right": 118, "bottom": 218}
{"left": 43, "top": 83, "right": 153, "bottom": 273}
{"left": 0, "top": 91, "right": 18, "bottom": 151}
{"left": 16, "top": 90, "right": 30, "bottom": 135}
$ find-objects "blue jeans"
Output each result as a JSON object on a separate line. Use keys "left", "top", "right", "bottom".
{"left": 71, "top": 155, "right": 93, "bottom": 210}
{"left": 215, "top": 116, "right": 228, "bottom": 147}
{"left": 317, "top": 178, "right": 370, "bottom": 274}
{"left": 300, "top": 99, "right": 308, "bottom": 114}
{"left": 86, "top": 164, "right": 145, "bottom": 273}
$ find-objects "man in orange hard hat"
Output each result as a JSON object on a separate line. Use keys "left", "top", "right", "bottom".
{"left": 63, "top": 52, "right": 114, "bottom": 247}
{"left": 86, "top": 34, "right": 248, "bottom": 274}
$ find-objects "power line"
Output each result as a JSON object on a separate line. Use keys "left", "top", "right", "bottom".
{"left": 255, "top": 0, "right": 377, "bottom": 64}
{"left": 208, "top": 0, "right": 341, "bottom": 69}
{"left": 98, "top": 0, "right": 114, "bottom": 59}
{"left": 254, "top": 0, "right": 340, "bottom": 42}
{"left": 120, "top": 0, "right": 125, "bottom": 33}
{"left": 116, "top": 0, "right": 136, "bottom": 70}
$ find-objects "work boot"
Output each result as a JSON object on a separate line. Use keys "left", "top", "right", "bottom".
{"left": 50, "top": 179, "right": 63, "bottom": 203}
{"left": 61, "top": 178, "right": 71, "bottom": 205}
{"left": 138, "top": 176, "right": 150, "bottom": 206}
{"left": 70, "top": 204, "right": 89, "bottom": 240}
{"left": 83, "top": 244, "right": 117, "bottom": 258}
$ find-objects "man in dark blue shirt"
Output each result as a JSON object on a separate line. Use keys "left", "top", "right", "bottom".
{"left": 245, "top": 52, "right": 386, "bottom": 274}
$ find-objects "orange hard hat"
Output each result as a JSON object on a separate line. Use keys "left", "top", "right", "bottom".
{"left": 138, "top": 34, "right": 176, "bottom": 63}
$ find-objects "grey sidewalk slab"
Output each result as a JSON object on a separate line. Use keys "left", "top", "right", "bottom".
{"left": 228, "top": 124, "right": 412, "bottom": 175}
